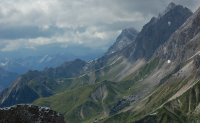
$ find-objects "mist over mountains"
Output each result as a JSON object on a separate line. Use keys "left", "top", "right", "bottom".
{"left": 1, "top": 1, "right": 200, "bottom": 123}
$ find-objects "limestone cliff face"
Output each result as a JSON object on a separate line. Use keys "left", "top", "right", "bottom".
{"left": 105, "top": 28, "right": 138, "bottom": 56}
{"left": 124, "top": 3, "right": 192, "bottom": 61}
{"left": 156, "top": 7, "right": 200, "bottom": 63}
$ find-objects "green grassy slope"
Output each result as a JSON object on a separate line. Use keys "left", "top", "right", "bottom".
{"left": 34, "top": 81, "right": 124, "bottom": 123}
{"left": 103, "top": 56, "right": 200, "bottom": 123}
{"left": 34, "top": 58, "right": 161, "bottom": 123}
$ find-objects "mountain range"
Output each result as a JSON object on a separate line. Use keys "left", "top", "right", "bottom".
{"left": 1, "top": 2, "right": 200, "bottom": 123}
{"left": 0, "top": 48, "right": 102, "bottom": 92}
{"left": 0, "top": 68, "right": 18, "bottom": 92}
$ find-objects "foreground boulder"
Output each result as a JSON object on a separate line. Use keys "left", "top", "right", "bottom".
{"left": 0, "top": 104, "right": 65, "bottom": 123}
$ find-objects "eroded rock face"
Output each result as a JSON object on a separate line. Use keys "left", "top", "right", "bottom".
{"left": 105, "top": 28, "right": 138, "bottom": 56}
{"left": 0, "top": 104, "right": 65, "bottom": 123}
{"left": 156, "top": 7, "right": 200, "bottom": 63}
{"left": 193, "top": 55, "right": 200, "bottom": 77}
{"left": 194, "top": 55, "right": 200, "bottom": 69}
{"left": 127, "top": 3, "right": 192, "bottom": 61}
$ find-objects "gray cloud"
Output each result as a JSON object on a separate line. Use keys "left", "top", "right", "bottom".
{"left": 0, "top": 0, "right": 199, "bottom": 52}
{"left": 0, "top": 25, "right": 67, "bottom": 40}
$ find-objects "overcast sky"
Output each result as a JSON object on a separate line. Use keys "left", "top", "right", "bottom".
{"left": 0, "top": 0, "right": 200, "bottom": 52}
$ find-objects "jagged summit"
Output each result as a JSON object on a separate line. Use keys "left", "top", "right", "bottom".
{"left": 105, "top": 27, "right": 138, "bottom": 55}
{"left": 156, "top": 4, "right": 200, "bottom": 62}
{"left": 121, "top": 27, "right": 138, "bottom": 34}
{"left": 164, "top": 2, "right": 177, "bottom": 14}
{"left": 159, "top": 2, "right": 191, "bottom": 18}
{"left": 124, "top": 3, "right": 192, "bottom": 60}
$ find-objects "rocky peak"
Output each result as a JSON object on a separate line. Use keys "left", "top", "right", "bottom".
{"left": 121, "top": 28, "right": 138, "bottom": 37}
{"left": 105, "top": 27, "right": 138, "bottom": 55}
{"left": 160, "top": 2, "right": 176, "bottom": 16}
{"left": 125, "top": 3, "right": 192, "bottom": 61}
{"left": 194, "top": 54, "right": 200, "bottom": 69}
{"left": 156, "top": 7, "right": 200, "bottom": 62}
{"left": 167, "top": 2, "right": 176, "bottom": 9}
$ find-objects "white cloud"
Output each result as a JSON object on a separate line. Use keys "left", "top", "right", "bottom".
{"left": 0, "top": 29, "right": 118, "bottom": 52}
{"left": 0, "top": 0, "right": 199, "bottom": 52}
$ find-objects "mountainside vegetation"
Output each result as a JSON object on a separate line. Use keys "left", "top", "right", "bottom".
{"left": 2, "top": 2, "right": 200, "bottom": 123}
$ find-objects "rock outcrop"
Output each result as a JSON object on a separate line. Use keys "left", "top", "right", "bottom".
{"left": 0, "top": 104, "right": 65, "bottom": 123}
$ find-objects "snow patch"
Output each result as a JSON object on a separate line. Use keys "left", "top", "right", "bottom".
{"left": 167, "top": 60, "right": 171, "bottom": 64}
{"left": 150, "top": 112, "right": 158, "bottom": 116}
{"left": 0, "top": 62, "right": 8, "bottom": 66}
{"left": 0, "top": 60, "right": 9, "bottom": 66}
{"left": 39, "top": 55, "right": 52, "bottom": 63}
{"left": 168, "top": 21, "right": 171, "bottom": 26}
{"left": 88, "top": 60, "right": 94, "bottom": 64}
